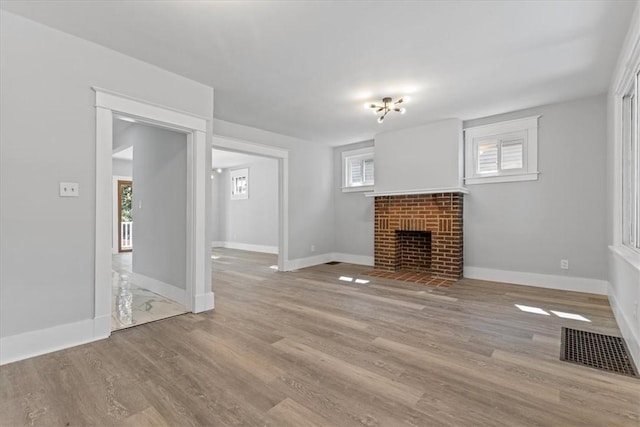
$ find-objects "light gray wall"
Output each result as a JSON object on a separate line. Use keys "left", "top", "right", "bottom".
{"left": 112, "top": 158, "right": 132, "bottom": 177}
{"left": 211, "top": 170, "right": 222, "bottom": 242}
{"left": 216, "top": 157, "right": 279, "bottom": 248}
{"left": 333, "top": 141, "right": 375, "bottom": 256}
{"left": 0, "top": 11, "right": 213, "bottom": 338}
{"left": 129, "top": 124, "right": 187, "bottom": 289}
{"left": 212, "top": 119, "right": 334, "bottom": 260}
{"left": 375, "top": 118, "right": 463, "bottom": 192}
{"left": 463, "top": 95, "right": 607, "bottom": 280}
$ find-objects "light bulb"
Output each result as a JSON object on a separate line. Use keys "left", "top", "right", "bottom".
{"left": 363, "top": 102, "right": 371, "bottom": 109}
{"left": 402, "top": 96, "right": 411, "bottom": 103}
{"left": 400, "top": 107, "right": 406, "bottom": 114}
{"left": 217, "top": 168, "right": 222, "bottom": 173}
{"left": 377, "top": 116, "right": 384, "bottom": 124}
{"left": 372, "top": 109, "right": 378, "bottom": 114}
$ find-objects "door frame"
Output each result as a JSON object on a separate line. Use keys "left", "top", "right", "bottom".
{"left": 212, "top": 135, "right": 290, "bottom": 271}
{"left": 93, "top": 87, "right": 214, "bottom": 339}
{"left": 117, "top": 179, "right": 133, "bottom": 253}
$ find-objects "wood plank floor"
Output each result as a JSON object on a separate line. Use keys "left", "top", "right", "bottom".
{"left": 1, "top": 248, "right": 638, "bottom": 426}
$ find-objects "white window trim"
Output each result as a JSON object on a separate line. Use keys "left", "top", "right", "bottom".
{"left": 342, "top": 146, "right": 374, "bottom": 192}
{"left": 464, "top": 116, "right": 540, "bottom": 185}
{"left": 620, "top": 69, "right": 640, "bottom": 254}
{"left": 230, "top": 167, "right": 249, "bottom": 200}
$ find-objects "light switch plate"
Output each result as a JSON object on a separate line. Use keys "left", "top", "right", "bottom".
{"left": 60, "top": 182, "right": 79, "bottom": 197}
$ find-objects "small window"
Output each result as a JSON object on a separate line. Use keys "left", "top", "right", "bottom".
{"left": 464, "top": 116, "right": 539, "bottom": 184}
{"left": 230, "top": 168, "right": 248, "bottom": 200}
{"left": 342, "top": 147, "right": 374, "bottom": 192}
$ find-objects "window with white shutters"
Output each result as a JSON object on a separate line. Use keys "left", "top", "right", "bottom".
{"left": 464, "top": 116, "right": 539, "bottom": 184}
{"left": 230, "top": 168, "right": 249, "bottom": 200}
{"left": 342, "top": 147, "right": 374, "bottom": 191}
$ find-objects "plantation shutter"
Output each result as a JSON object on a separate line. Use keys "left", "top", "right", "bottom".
{"left": 363, "top": 158, "right": 374, "bottom": 184}
{"left": 477, "top": 140, "right": 498, "bottom": 174}
{"left": 350, "top": 158, "right": 362, "bottom": 185}
{"left": 500, "top": 139, "right": 524, "bottom": 170}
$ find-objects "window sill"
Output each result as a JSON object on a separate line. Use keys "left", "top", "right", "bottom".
{"left": 465, "top": 172, "right": 539, "bottom": 185}
{"left": 609, "top": 245, "right": 640, "bottom": 272}
{"left": 342, "top": 185, "right": 374, "bottom": 193}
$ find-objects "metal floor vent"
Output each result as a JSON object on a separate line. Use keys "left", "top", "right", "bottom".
{"left": 561, "top": 328, "right": 638, "bottom": 378}
{"left": 325, "top": 261, "right": 341, "bottom": 265}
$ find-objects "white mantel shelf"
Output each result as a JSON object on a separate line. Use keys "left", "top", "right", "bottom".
{"left": 364, "top": 187, "right": 469, "bottom": 197}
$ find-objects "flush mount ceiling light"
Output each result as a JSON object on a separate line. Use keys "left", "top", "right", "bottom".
{"left": 364, "top": 96, "right": 409, "bottom": 123}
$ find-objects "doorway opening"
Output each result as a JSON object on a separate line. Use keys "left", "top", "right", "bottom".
{"left": 211, "top": 135, "right": 289, "bottom": 273}
{"left": 94, "top": 87, "right": 213, "bottom": 340}
{"left": 211, "top": 148, "right": 280, "bottom": 271}
{"left": 110, "top": 117, "right": 189, "bottom": 330}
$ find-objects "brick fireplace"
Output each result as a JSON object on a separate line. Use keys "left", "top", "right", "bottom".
{"left": 374, "top": 193, "right": 464, "bottom": 279}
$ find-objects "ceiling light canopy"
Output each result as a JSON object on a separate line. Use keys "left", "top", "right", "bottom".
{"left": 364, "top": 96, "right": 409, "bottom": 123}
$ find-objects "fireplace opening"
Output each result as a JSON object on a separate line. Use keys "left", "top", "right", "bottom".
{"left": 395, "top": 230, "right": 432, "bottom": 273}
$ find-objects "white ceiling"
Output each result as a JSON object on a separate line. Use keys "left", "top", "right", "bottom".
{"left": 2, "top": 1, "right": 635, "bottom": 145}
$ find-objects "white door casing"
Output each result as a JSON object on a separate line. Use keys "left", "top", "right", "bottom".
{"left": 94, "top": 87, "right": 214, "bottom": 338}
{"left": 211, "top": 134, "right": 290, "bottom": 272}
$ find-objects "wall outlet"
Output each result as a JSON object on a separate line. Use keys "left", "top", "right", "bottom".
{"left": 59, "top": 182, "right": 79, "bottom": 197}
{"left": 310, "top": 245, "right": 315, "bottom": 252}
{"left": 560, "top": 259, "right": 569, "bottom": 270}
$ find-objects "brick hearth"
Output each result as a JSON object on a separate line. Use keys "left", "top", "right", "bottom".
{"left": 373, "top": 193, "right": 464, "bottom": 279}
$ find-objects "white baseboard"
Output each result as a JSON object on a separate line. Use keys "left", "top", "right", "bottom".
{"left": 282, "top": 252, "right": 374, "bottom": 271}
{"left": 283, "top": 253, "right": 334, "bottom": 271}
{"left": 463, "top": 266, "right": 608, "bottom": 295}
{"left": 211, "top": 241, "right": 278, "bottom": 254}
{"left": 332, "top": 253, "right": 374, "bottom": 266}
{"left": 0, "top": 317, "right": 109, "bottom": 366}
{"left": 130, "top": 272, "right": 186, "bottom": 305}
{"left": 193, "top": 291, "right": 215, "bottom": 313}
{"left": 93, "top": 314, "right": 111, "bottom": 338}
{"left": 608, "top": 287, "right": 640, "bottom": 372}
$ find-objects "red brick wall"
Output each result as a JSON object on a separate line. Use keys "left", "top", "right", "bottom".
{"left": 374, "top": 193, "right": 464, "bottom": 279}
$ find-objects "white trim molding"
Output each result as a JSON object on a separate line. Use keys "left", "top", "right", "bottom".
{"left": 607, "top": 2, "right": 640, "bottom": 373}
{"left": 464, "top": 266, "right": 608, "bottom": 295}
{"left": 130, "top": 273, "right": 187, "bottom": 305}
{"left": 212, "top": 134, "right": 290, "bottom": 272}
{"left": 332, "top": 253, "right": 375, "bottom": 266}
{"left": 464, "top": 115, "right": 540, "bottom": 185}
{"left": 94, "top": 87, "right": 214, "bottom": 340}
{"left": 465, "top": 172, "right": 539, "bottom": 185}
{"left": 0, "top": 317, "right": 110, "bottom": 366}
{"left": 608, "top": 290, "right": 640, "bottom": 371}
{"left": 212, "top": 241, "right": 278, "bottom": 254}
{"left": 283, "top": 252, "right": 374, "bottom": 271}
{"left": 365, "top": 187, "right": 469, "bottom": 197}
{"left": 94, "top": 87, "right": 209, "bottom": 130}
{"left": 342, "top": 146, "right": 375, "bottom": 192}
{"left": 284, "top": 253, "right": 335, "bottom": 271}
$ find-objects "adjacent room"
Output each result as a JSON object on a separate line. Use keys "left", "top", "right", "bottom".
{"left": 111, "top": 117, "right": 189, "bottom": 330}
{"left": 1, "top": 1, "right": 639, "bottom": 426}
{"left": 211, "top": 148, "right": 281, "bottom": 273}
